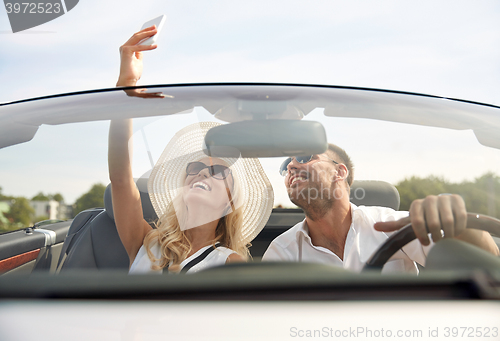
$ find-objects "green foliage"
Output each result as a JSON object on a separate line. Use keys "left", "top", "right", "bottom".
{"left": 1, "top": 188, "right": 29, "bottom": 232}
{"left": 3, "top": 197, "right": 35, "bottom": 229}
{"left": 0, "top": 223, "right": 12, "bottom": 233}
{"left": 31, "top": 192, "right": 64, "bottom": 202}
{"left": 0, "top": 201, "right": 11, "bottom": 233}
{"left": 73, "top": 183, "right": 106, "bottom": 216}
{"left": 396, "top": 173, "right": 500, "bottom": 218}
{"left": 31, "top": 192, "right": 49, "bottom": 201}
{"left": 52, "top": 193, "right": 64, "bottom": 202}
{"left": 1, "top": 186, "right": 66, "bottom": 232}
{"left": 396, "top": 176, "right": 448, "bottom": 212}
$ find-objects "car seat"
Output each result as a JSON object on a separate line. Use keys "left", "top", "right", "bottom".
{"left": 58, "top": 179, "right": 399, "bottom": 269}
{"left": 350, "top": 180, "right": 400, "bottom": 210}
{"left": 58, "top": 178, "right": 157, "bottom": 271}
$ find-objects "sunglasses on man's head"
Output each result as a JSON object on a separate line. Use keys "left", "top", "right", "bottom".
{"left": 279, "top": 155, "right": 339, "bottom": 176}
{"left": 186, "top": 161, "right": 232, "bottom": 180}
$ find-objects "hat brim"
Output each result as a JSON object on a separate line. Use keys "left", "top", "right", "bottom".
{"left": 148, "top": 121, "right": 274, "bottom": 245}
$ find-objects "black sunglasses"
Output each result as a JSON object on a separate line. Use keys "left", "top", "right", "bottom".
{"left": 186, "top": 161, "right": 232, "bottom": 180}
{"left": 279, "top": 155, "right": 339, "bottom": 176}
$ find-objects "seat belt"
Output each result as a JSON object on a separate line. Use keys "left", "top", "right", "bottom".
{"left": 164, "top": 242, "right": 221, "bottom": 274}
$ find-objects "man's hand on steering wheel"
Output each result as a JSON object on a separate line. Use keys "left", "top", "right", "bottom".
{"left": 373, "top": 194, "right": 467, "bottom": 246}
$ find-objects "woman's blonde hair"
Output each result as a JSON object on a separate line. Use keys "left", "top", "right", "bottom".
{"left": 143, "top": 171, "right": 248, "bottom": 271}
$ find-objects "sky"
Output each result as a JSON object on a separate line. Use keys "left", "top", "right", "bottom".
{"left": 1, "top": 0, "right": 500, "bottom": 204}
{"left": 1, "top": 1, "right": 500, "bottom": 104}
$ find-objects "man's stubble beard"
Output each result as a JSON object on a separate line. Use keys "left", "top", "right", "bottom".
{"left": 288, "top": 181, "right": 334, "bottom": 222}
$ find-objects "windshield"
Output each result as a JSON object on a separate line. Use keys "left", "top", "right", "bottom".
{"left": 1, "top": 84, "right": 500, "bottom": 272}
{"left": 2, "top": 85, "right": 500, "bottom": 216}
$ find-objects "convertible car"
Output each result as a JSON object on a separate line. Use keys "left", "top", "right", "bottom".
{"left": 0, "top": 83, "right": 500, "bottom": 340}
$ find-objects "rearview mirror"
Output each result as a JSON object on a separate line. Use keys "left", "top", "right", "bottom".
{"left": 204, "top": 120, "right": 327, "bottom": 158}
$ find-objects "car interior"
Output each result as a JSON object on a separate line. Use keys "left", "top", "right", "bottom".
{"left": 1, "top": 85, "right": 500, "bottom": 303}
{"left": 0, "top": 177, "right": 403, "bottom": 275}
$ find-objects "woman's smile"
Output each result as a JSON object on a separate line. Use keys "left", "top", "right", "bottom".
{"left": 190, "top": 180, "right": 212, "bottom": 191}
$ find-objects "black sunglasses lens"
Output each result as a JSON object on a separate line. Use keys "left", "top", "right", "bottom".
{"left": 279, "top": 156, "right": 315, "bottom": 176}
{"left": 295, "top": 155, "right": 313, "bottom": 164}
{"left": 210, "top": 165, "right": 230, "bottom": 179}
{"left": 279, "top": 158, "right": 292, "bottom": 176}
{"left": 186, "top": 162, "right": 206, "bottom": 175}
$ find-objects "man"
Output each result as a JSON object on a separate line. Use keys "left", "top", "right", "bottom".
{"left": 262, "top": 144, "right": 499, "bottom": 273}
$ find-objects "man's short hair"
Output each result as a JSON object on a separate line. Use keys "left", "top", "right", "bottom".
{"left": 326, "top": 143, "right": 354, "bottom": 187}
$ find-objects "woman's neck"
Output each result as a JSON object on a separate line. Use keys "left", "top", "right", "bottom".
{"left": 182, "top": 203, "right": 226, "bottom": 230}
{"left": 184, "top": 220, "right": 219, "bottom": 256}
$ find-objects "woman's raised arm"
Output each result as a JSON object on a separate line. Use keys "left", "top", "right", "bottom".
{"left": 109, "top": 26, "right": 158, "bottom": 266}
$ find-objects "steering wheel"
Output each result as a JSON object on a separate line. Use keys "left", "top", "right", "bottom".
{"left": 362, "top": 213, "right": 500, "bottom": 272}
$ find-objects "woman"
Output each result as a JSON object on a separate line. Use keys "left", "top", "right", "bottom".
{"left": 110, "top": 26, "right": 273, "bottom": 273}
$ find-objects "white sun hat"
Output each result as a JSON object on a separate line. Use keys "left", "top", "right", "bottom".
{"left": 148, "top": 121, "right": 274, "bottom": 245}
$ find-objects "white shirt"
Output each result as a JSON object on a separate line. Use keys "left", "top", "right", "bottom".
{"left": 262, "top": 204, "right": 432, "bottom": 274}
{"left": 129, "top": 242, "right": 236, "bottom": 274}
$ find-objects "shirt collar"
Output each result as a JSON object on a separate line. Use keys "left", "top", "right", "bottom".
{"left": 296, "top": 219, "right": 312, "bottom": 243}
{"left": 296, "top": 203, "right": 359, "bottom": 247}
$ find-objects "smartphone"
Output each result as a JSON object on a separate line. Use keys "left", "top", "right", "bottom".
{"left": 137, "top": 15, "right": 166, "bottom": 46}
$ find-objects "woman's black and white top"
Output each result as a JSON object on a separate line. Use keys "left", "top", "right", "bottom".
{"left": 129, "top": 242, "right": 236, "bottom": 274}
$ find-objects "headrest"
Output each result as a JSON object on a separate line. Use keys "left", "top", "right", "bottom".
{"left": 103, "top": 179, "right": 399, "bottom": 220}
{"left": 349, "top": 180, "right": 400, "bottom": 210}
{"left": 104, "top": 178, "right": 158, "bottom": 224}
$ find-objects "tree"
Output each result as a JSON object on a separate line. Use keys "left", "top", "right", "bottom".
{"left": 31, "top": 192, "right": 50, "bottom": 201}
{"left": 396, "top": 173, "right": 500, "bottom": 219}
{"left": 396, "top": 176, "right": 449, "bottom": 212}
{"left": 450, "top": 173, "right": 500, "bottom": 218}
{"left": 4, "top": 197, "right": 35, "bottom": 227}
{"left": 52, "top": 193, "right": 64, "bottom": 202}
{"left": 31, "top": 192, "right": 64, "bottom": 202}
{"left": 73, "top": 183, "right": 106, "bottom": 216}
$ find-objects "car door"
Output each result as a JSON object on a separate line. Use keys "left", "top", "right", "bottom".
{"left": 0, "top": 221, "right": 71, "bottom": 275}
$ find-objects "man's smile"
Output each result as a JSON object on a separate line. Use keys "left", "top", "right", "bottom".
{"left": 289, "top": 174, "right": 309, "bottom": 187}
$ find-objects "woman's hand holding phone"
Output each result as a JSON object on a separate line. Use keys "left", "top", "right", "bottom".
{"left": 117, "top": 26, "right": 158, "bottom": 87}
